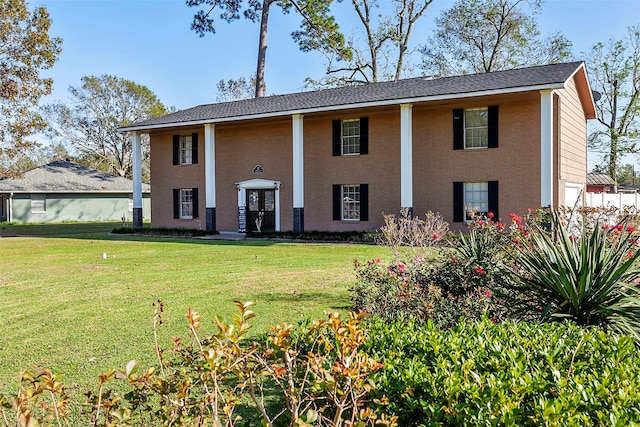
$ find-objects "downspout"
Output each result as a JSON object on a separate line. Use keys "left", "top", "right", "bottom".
{"left": 9, "top": 192, "right": 13, "bottom": 223}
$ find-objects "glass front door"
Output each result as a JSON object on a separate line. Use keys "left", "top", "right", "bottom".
{"left": 246, "top": 189, "right": 275, "bottom": 232}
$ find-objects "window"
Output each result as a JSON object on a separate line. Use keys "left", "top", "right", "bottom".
{"left": 332, "top": 118, "right": 368, "bottom": 156}
{"left": 173, "top": 188, "right": 199, "bottom": 219}
{"left": 464, "top": 182, "right": 488, "bottom": 220}
{"left": 173, "top": 133, "right": 199, "bottom": 165}
{"left": 453, "top": 106, "right": 498, "bottom": 150}
{"left": 333, "top": 184, "right": 369, "bottom": 221}
{"left": 180, "top": 135, "right": 193, "bottom": 164}
{"left": 180, "top": 189, "right": 193, "bottom": 219}
{"left": 31, "top": 194, "right": 46, "bottom": 213}
{"left": 464, "top": 108, "right": 489, "bottom": 148}
{"left": 453, "top": 181, "right": 498, "bottom": 222}
{"left": 341, "top": 120, "right": 360, "bottom": 155}
{"left": 342, "top": 185, "right": 360, "bottom": 220}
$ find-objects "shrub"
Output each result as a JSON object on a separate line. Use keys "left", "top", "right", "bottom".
{"left": 364, "top": 317, "right": 640, "bottom": 426}
{"left": 505, "top": 210, "right": 640, "bottom": 340}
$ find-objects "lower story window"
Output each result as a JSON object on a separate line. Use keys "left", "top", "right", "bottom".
{"left": 333, "top": 184, "right": 368, "bottom": 222}
{"left": 173, "top": 188, "right": 199, "bottom": 219}
{"left": 342, "top": 185, "right": 361, "bottom": 220}
{"left": 464, "top": 182, "right": 488, "bottom": 221}
{"left": 453, "top": 181, "right": 498, "bottom": 222}
{"left": 180, "top": 189, "right": 193, "bottom": 219}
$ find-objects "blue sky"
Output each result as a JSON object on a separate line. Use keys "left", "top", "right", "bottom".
{"left": 35, "top": 0, "right": 640, "bottom": 167}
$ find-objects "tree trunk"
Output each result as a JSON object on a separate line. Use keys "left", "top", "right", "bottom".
{"left": 254, "top": 0, "right": 274, "bottom": 98}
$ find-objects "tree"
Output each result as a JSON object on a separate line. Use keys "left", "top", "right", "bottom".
{"left": 306, "top": 0, "right": 433, "bottom": 87}
{"left": 215, "top": 75, "right": 260, "bottom": 102}
{"left": 187, "top": 0, "right": 349, "bottom": 97}
{"left": 0, "top": 0, "right": 62, "bottom": 177}
{"left": 419, "top": 0, "right": 572, "bottom": 77}
{"left": 587, "top": 25, "right": 640, "bottom": 185}
{"left": 42, "top": 75, "right": 172, "bottom": 180}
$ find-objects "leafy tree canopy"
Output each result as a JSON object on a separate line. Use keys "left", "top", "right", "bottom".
{"left": 42, "top": 75, "right": 172, "bottom": 181}
{"left": 0, "top": 0, "right": 62, "bottom": 177}
{"left": 419, "top": 0, "right": 572, "bottom": 76}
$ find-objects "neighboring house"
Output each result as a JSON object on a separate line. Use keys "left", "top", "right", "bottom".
{"left": 120, "top": 61, "right": 596, "bottom": 232}
{"left": 0, "top": 160, "right": 151, "bottom": 223}
{"left": 586, "top": 172, "right": 617, "bottom": 193}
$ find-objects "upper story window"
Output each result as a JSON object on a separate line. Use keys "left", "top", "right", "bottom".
{"left": 172, "top": 133, "right": 199, "bottom": 165}
{"left": 341, "top": 119, "right": 361, "bottom": 155}
{"left": 179, "top": 135, "right": 193, "bottom": 164}
{"left": 453, "top": 106, "right": 498, "bottom": 150}
{"left": 464, "top": 108, "right": 489, "bottom": 148}
{"left": 332, "top": 118, "right": 369, "bottom": 156}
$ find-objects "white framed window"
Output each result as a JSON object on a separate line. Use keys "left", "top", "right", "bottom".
{"left": 31, "top": 194, "right": 46, "bottom": 213}
{"left": 464, "top": 182, "right": 488, "bottom": 221}
{"left": 180, "top": 189, "right": 193, "bottom": 219}
{"left": 342, "top": 184, "right": 360, "bottom": 220}
{"left": 180, "top": 135, "right": 193, "bottom": 165}
{"left": 341, "top": 119, "right": 361, "bottom": 155}
{"left": 464, "top": 107, "right": 489, "bottom": 149}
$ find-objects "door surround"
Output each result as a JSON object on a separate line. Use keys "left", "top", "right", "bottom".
{"left": 236, "top": 178, "right": 281, "bottom": 232}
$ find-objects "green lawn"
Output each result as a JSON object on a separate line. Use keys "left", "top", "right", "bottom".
{"left": 0, "top": 222, "right": 384, "bottom": 399}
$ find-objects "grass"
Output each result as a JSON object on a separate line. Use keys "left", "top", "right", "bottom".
{"left": 0, "top": 222, "right": 384, "bottom": 402}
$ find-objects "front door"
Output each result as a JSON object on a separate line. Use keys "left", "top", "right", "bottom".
{"left": 246, "top": 189, "right": 275, "bottom": 232}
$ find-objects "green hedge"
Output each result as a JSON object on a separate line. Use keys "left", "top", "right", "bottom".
{"left": 364, "top": 318, "right": 640, "bottom": 426}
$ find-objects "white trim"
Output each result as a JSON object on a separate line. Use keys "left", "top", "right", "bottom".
{"left": 292, "top": 114, "right": 304, "bottom": 208}
{"left": 236, "top": 178, "right": 281, "bottom": 231}
{"left": 118, "top": 83, "right": 567, "bottom": 132}
{"left": 540, "top": 90, "right": 554, "bottom": 207}
{"left": 400, "top": 104, "right": 413, "bottom": 208}
{"left": 132, "top": 131, "right": 143, "bottom": 209}
{"left": 204, "top": 124, "right": 216, "bottom": 209}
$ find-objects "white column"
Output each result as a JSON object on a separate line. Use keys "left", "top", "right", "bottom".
{"left": 400, "top": 104, "right": 413, "bottom": 210}
{"left": 292, "top": 114, "right": 304, "bottom": 208}
{"left": 132, "top": 131, "right": 143, "bottom": 227}
{"left": 540, "top": 90, "right": 554, "bottom": 207}
{"left": 204, "top": 124, "right": 216, "bottom": 209}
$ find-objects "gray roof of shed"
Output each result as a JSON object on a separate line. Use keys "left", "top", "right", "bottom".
{"left": 587, "top": 173, "right": 617, "bottom": 186}
{"left": 121, "top": 61, "right": 587, "bottom": 131}
{"left": 0, "top": 160, "right": 150, "bottom": 193}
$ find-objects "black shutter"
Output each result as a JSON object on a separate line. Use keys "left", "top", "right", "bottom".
{"left": 172, "top": 135, "right": 180, "bottom": 165}
{"left": 488, "top": 105, "right": 499, "bottom": 148}
{"left": 453, "top": 181, "right": 464, "bottom": 222}
{"left": 453, "top": 109, "right": 464, "bottom": 150}
{"left": 173, "top": 189, "right": 180, "bottom": 219}
{"left": 360, "top": 184, "right": 368, "bottom": 221}
{"left": 488, "top": 181, "right": 499, "bottom": 219}
{"left": 192, "top": 188, "right": 199, "bottom": 219}
{"left": 191, "top": 133, "right": 199, "bottom": 164}
{"left": 333, "top": 185, "right": 341, "bottom": 220}
{"left": 332, "top": 120, "right": 342, "bottom": 156}
{"left": 359, "top": 117, "right": 368, "bottom": 155}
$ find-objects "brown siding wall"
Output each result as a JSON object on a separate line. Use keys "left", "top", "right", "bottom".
{"left": 557, "top": 78, "right": 588, "bottom": 207}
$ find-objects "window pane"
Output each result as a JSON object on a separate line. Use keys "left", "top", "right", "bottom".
{"left": 465, "top": 108, "right": 488, "bottom": 148}
{"left": 180, "top": 135, "right": 192, "bottom": 164}
{"left": 248, "top": 190, "right": 259, "bottom": 211}
{"left": 464, "top": 182, "right": 488, "bottom": 220}
{"left": 341, "top": 119, "right": 360, "bottom": 155}
{"left": 342, "top": 184, "right": 360, "bottom": 220}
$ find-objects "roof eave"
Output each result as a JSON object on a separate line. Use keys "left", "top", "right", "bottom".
{"left": 118, "top": 82, "right": 568, "bottom": 133}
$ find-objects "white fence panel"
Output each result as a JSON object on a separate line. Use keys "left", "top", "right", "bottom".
{"left": 585, "top": 192, "right": 640, "bottom": 209}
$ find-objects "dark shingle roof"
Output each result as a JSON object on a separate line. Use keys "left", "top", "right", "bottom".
{"left": 0, "top": 160, "right": 151, "bottom": 193}
{"left": 587, "top": 173, "right": 617, "bottom": 186}
{"left": 122, "top": 62, "right": 586, "bottom": 131}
